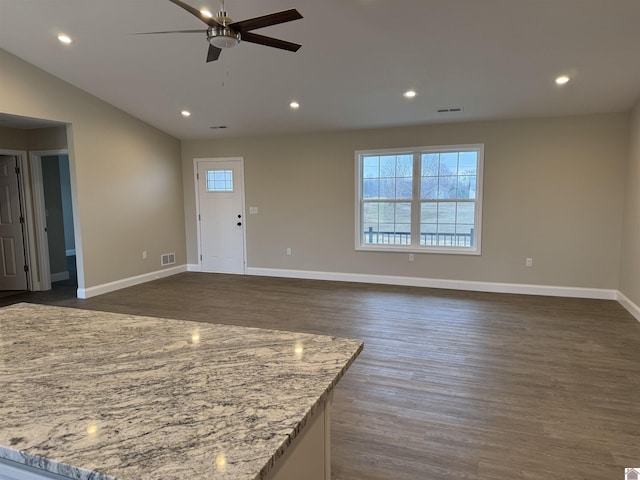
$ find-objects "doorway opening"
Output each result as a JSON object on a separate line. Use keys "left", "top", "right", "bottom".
{"left": 30, "top": 150, "right": 77, "bottom": 291}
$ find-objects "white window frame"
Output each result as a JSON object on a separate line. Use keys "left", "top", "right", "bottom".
{"left": 355, "top": 144, "right": 484, "bottom": 255}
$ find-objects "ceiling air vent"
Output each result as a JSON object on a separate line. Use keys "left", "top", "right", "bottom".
{"left": 437, "top": 107, "right": 464, "bottom": 113}
{"left": 210, "top": 125, "right": 228, "bottom": 130}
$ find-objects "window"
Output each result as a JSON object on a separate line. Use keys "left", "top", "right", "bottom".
{"left": 356, "top": 144, "right": 483, "bottom": 254}
{"left": 206, "top": 169, "right": 233, "bottom": 192}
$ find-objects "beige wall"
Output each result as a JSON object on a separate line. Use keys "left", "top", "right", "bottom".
{"left": 27, "top": 126, "right": 68, "bottom": 151}
{"left": 0, "top": 126, "right": 28, "bottom": 150}
{"left": 183, "top": 113, "right": 628, "bottom": 290}
{"left": 0, "top": 49, "right": 185, "bottom": 289}
{"left": 619, "top": 100, "right": 640, "bottom": 305}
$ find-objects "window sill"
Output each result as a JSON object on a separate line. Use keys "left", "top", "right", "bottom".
{"left": 355, "top": 245, "right": 481, "bottom": 256}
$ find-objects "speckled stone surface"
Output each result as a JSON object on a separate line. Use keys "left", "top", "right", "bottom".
{"left": 0, "top": 303, "right": 363, "bottom": 480}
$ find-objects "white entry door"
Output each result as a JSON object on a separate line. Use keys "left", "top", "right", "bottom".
{"left": 0, "top": 155, "right": 27, "bottom": 290}
{"left": 197, "top": 159, "right": 246, "bottom": 274}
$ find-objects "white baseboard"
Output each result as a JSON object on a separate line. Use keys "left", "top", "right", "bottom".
{"left": 65, "top": 249, "right": 76, "bottom": 256}
{"left": 50, "top": 271, "right": 70, "bottom": 282}
{"left": 77, "top": 265, "right": 187, "bottom": 299}
{"left": 617, "top": 291, "right": 640, "bottom": 322}
{"left": 187, "top": 263, "right": 201, "bottom": 272}
{"left": 246, "top": 267, "right": 618, "bottom": 300}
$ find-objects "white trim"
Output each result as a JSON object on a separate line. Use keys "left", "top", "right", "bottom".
{"left": 66, "top": 248, "right": 76, "bottom": 256}
{"left": 617, "top": 291, "right": 640, "bottom": 322}
{"left": 50, "top": 271, "right": 69, "bottom": 282}
{"left": 187, "top": 263, "right": 201, "bottom": 272}
{"left": 247, "top": 267, "right": 617, "bottom": 300}
{"left": 29, "top": 152, "right": 51, "bottom": 290}
{"left": 77, "top": 264, "right": 187, "bottom": 299}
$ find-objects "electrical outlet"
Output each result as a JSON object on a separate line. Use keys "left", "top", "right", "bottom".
{"left": 286, "top": 247, "right": 292, "bottom": 256}
{"left": 409, "top": 253, "right": 415, "bottom": 262}
{"left": 142, "top": 251, "right": 148, "bottom": 259}
{"left": 526, "top": 257, "right": 533, "bottom": 267}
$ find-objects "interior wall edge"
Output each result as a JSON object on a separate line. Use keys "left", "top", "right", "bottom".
{"left": 617, "top": 291, "right": 640, "bottom": 322}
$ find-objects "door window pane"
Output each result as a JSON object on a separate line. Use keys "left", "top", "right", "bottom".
{"left": 206, "top": 170, "right": 233, "bottom": 192}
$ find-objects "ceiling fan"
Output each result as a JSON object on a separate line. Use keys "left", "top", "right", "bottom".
{"left": 133, "top": 0, "right": 303, "bottom": 62}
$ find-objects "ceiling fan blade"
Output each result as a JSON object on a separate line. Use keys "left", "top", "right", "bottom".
{"left": 129, "top": 29, "right": 206, "bottom": 35}
{"left": 167, "top": 0, "right": 222, "bottom": 27}
{"left": 207, "top": 44, "right": 222, "bottom": 62}
{"left": 241, "top": 31, "right": 301, "bottom": 52}
{"left": 229, "top": 9, "right": 302, "bottom": 33}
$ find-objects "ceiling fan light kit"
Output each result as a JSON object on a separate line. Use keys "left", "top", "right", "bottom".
{"left": 134, "top": 0, "right": 303, "bottom": 63}
{"left": 208, "top": 26, "right": 241, "bottom": 49}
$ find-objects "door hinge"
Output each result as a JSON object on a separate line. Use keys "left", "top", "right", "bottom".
{"left": 24, "top": 265, "right": 29, "bottom": 272}
{"left": 200, "top": 254, "right": 202, "bottom": 261}
{"left": 15, "top": 166, "right": 20, "bottom": 174}
{"left": 196, "top": 173, "right": 199, "bottom": 180}
{"left": 198, "top": 214, "right": 201, "bottom": 221}
{"left": 19, "top": 216, "right": 24, "bottom": 224}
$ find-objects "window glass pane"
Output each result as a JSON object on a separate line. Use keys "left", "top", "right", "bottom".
{"left": 379, "top": 156, "right": 396, "bottom": 177}
{"left": 420, "top": 202, "right": 438, "bottom": 223}
{"left": 395, "top": 177, "right": 412, "bottom": 199}
{"left": 457, "top": 176, "right": 476, "bottom": 199}
{"left": 439, "top": 152, "right": 458, "bottom": 175}
{"left": 206, "top": 169, "right": 233, "bottom": 192}
{"left": 421, "top": 177, "right": 438, "bottom": 199}
{"left": 363, "top": 179, "right": 379, "bottom": 199}
{"left": 363, "top": 156, "right": 379, "bottom": 178}
{"left": 379, "top": 178, "right": 395, "bottom": 199}
{"left": 396, "top": 155, "right": 413, "bottom": 177}
{"left": 396, "top": 202, "right": 411, "bottom": 223}
{"left": 421, "top": 154, "right": 439, "bottom": 176}
{"left": 458, "top": 152, "right": 477, "bottom": 175}
{"left": 438, "top": 203, "right": 456, "bottom": 223}
{"left": 456, "top": 202, "right": 475, "bottom": 224}
{"left": 363, "top": 202, "right": 379, "bottom": 223}
{"left": 438, "top": 177, "right": 457, "bottom": 199}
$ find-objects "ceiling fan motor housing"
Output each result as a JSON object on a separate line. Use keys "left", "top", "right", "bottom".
{"left": 208, "top": 25, "right": 241, "bottom": 48}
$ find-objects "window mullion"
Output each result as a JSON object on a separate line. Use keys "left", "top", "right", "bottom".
{"left": 411, "top": 152, "right": 421, "bottom": 247}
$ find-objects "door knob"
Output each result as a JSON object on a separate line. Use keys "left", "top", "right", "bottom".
{"left": 237, "top": 222, "right": 242, "bottom": 226}
{"left": 237, "top": 214, "right": 242, "bottom": 218}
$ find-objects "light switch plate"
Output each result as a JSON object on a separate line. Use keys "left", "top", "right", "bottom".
{"left": 249, "top": 207, "right": 258, "bottom": 214}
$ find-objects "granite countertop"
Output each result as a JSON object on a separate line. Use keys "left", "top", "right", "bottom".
{"left": 0, "top": 303, "right": 363, "bottom": 480}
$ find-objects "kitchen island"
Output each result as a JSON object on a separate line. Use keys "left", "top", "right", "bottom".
{"left": 0, "top": 303, "right": 363, "bottom": 480}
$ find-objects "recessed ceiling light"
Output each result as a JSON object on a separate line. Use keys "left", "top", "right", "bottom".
{"left": 403, "top": 90, "right": 417, "bottom": 98}
{"left": 200, "top": 8, "right": 213, "bottom": 18}
{"left": 555, "top": 75, "right": 570, "bottom": 85}
{"left": 181, "top": 110, "right": 191, "bottom": 117}
{"left": 290, "top": 101, "right": 300, "bottom": 109}
{"left": 57, "top": 34, "right": 72, "bottom": 44}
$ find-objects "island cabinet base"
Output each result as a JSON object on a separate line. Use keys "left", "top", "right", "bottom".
{"left": 267, "top": 395, "right": 332, "bottom": 480}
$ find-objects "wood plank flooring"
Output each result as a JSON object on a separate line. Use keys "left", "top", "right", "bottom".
{"left": 3, "top": 273, "right": 640, "bottom": 479}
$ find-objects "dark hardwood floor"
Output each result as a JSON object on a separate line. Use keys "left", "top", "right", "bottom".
{"left": 3, "top": 273, "right": 640, "bottom": 479}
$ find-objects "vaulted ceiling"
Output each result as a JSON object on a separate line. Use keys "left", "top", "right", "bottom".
{"left": 1, "top": 0, "right": 640, "bottom": 139}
